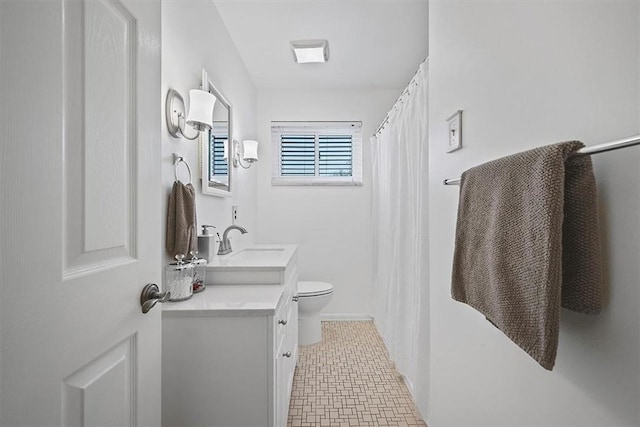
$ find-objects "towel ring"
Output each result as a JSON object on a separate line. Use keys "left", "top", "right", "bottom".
{"left": 173, "top": 154, "right": 192, "bottom": 183}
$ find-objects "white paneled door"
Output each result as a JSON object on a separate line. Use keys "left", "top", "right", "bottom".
{"left": 0, "top": 0, "right": 161, "bottom": 426}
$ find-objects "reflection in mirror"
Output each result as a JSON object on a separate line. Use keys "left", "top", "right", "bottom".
{"left": 208, "top": 114, "right": 229, "bottom": 184}
{"left": 201, "top": 76, "right": 232, "bottom": 197}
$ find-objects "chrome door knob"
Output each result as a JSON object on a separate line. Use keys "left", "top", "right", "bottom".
{"left": 140, "top": 283, "right": 170, "bottom": 314}
{"left": 278, "top": 319, "right": 288, "bottom": 325}
{"left": 283, "top": 351, "right": 292, "bottom": 358}
{"left": 292, "top": 295, "right": 299, "bottom": 302}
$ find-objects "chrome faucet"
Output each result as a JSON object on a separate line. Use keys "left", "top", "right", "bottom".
{"left": 218, "top": 224, "right": 248, "bottom": 255}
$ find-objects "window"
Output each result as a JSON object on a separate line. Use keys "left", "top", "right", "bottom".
{"left": 271, "top": 122, "right": 363, "bottom": 185}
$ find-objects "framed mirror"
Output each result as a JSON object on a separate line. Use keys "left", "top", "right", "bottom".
{"left": 200, "top": 74, "right": 232, "bottom": 197}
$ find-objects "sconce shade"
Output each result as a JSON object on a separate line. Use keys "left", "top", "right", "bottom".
{"left": 186, "top": 89, "right": 216, "bottom": 131}
{"left": 243, "top": 140, "right": 259, "bottom": 162}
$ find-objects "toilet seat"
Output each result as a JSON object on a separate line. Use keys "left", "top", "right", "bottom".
{"left": 298, "top": 281, "right": 334, "bottom": 297}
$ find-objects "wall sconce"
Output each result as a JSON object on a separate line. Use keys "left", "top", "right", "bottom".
{"left": 233, "top": 140, "right": 259, "bottom": 169}
{"left": 166, "top": 71, "right": 216, "bottom": 140}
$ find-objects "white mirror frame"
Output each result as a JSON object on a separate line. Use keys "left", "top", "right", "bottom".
{"left": 200, "top": 72, "right": 233, "bottom": 198}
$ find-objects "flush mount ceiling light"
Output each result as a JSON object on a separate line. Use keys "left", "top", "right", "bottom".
{"left": 290, "top": 39, "right": 329, "bottom": 64}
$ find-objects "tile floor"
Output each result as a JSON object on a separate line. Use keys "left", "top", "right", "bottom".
{"left": 287, "top": 321, "right": 427, "bottom": 427}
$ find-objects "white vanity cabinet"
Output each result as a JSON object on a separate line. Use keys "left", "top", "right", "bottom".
{"left": 274, "top": 276, "right": 298, "bottom": 425}
{"left": 162, "top": 246, "right": 298, "bottom": 427}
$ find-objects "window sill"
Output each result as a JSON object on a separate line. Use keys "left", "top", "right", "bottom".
{"left": 271, "top": 178, "right": 363, "bottom": 187}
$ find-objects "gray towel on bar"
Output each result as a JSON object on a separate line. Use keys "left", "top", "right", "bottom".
{"left": 166, "top": 181, "right": 197, "bottom": 257}
{"left": 451, "top": 141, "right": 603, "bottom": 370}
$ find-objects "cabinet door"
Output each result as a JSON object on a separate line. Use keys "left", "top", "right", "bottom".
{"left": 275, "top": 335, "right": 288, "bottom": 427}
{"left": 284, "top": 301, "right": 297, "bottom": 401}
{"left": 288, "top": 267, "right": 300, "bottom": 362}
{"left": 288, "top": 272, "right": 300, "bottom": 396}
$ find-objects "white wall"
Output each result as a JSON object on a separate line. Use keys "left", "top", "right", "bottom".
{"left": 0, "top": 2, "right": 5, "bottom": 419}
{"left": 256, "top": 89, "right": 398, "bottom": 318}
{"left": 162, "top": 0, "right": 258, "bottom": 262}
{"left": 427, "top": 1, "right": 640, "bottom": 426}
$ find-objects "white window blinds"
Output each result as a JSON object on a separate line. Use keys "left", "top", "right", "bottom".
{"left": 271, "top": 121, "right": 363, "bottom": 186}
{"left": 209, "top": 133, "right": 228, "bottom": 179}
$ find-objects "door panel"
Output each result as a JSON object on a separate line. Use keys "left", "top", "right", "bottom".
{"left": 62, "top": 336, "right": 136, "bottom": 427}
{"left": 64, "top": 0, "right": 137, "bottom": 277}
{"left": 0, "top": 0, "right": 161, "bottom": 425}
{"left": 81, "top": 0, "right": 134, "bottom": 255}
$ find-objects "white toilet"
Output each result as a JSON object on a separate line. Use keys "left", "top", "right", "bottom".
{"left": 297, "top": 281, "right": 334, "bottom": 346}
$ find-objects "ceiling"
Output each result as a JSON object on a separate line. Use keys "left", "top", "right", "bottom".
{"left": 214, "top": 0, "right": 429, "bottom": 90}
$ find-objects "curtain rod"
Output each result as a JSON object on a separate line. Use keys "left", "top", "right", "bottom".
{"left": 373, "top": 58, "right": 428, "bottom": 137}
{"left": 443, "top": 134, "right": 640, "bottom": 185}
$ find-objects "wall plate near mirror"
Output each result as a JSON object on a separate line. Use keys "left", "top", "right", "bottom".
{"left": 200, "top": 71, "right": 232, "bottom": 197}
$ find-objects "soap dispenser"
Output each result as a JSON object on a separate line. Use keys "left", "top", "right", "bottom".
{"left": 197, "top": 225, "right": 217, "bottom": 262}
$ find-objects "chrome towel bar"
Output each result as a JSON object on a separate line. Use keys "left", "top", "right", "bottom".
{"left": 443, "top": 134, "right": 640, "bottom": 185}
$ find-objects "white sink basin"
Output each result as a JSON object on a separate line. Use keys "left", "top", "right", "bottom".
{"left": 206, "top": 245, "right": 297, "bottom": 285}
{"left": 226, "top": 248, "right": 286, "bottom": 264}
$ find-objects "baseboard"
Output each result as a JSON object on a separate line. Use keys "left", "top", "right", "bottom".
{"left": 320, "top": 313, "right": 374, "bottom": 321}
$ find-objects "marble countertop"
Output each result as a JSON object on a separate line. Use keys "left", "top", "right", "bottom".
{"left": 162, "top": 284, "right": 284, "bottom": 317}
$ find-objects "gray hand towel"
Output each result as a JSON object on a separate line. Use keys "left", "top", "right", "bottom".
{"left": 166, "top": 181, "right": 197, "bottom": 258}
{"left": 451, "top": 141, "right": 602, "bottom": 370}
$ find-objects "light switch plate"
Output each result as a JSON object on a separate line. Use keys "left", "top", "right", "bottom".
{"left": 446, "top": 110, "right": 463, "bottom": 153}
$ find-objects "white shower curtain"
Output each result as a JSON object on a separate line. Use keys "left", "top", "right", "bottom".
{"left": 371, "top": 60, "right": 429, "bottom": 399}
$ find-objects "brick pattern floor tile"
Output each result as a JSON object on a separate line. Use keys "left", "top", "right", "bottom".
{"left": 287, "top": 321, "right": 427, "bottom": 427}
